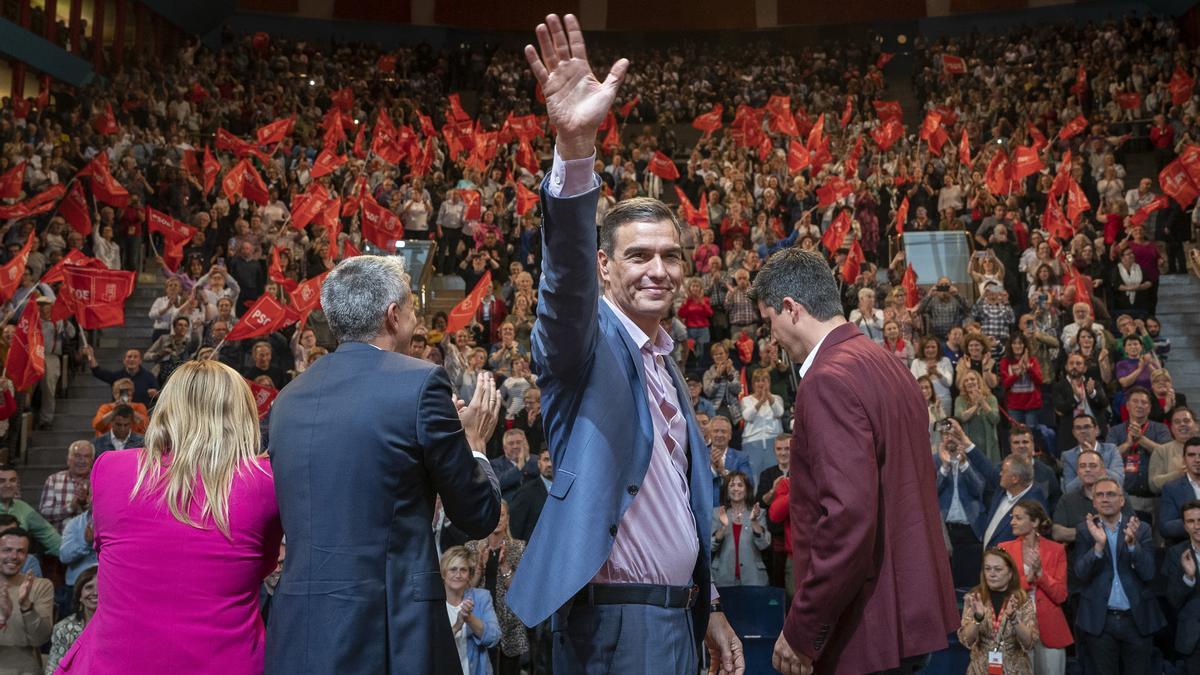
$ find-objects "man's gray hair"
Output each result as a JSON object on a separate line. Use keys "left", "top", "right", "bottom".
{"left": 322, "top": 255, "right": 411, "bottom": 343}
{"left": 750, "top": 248, "right": 843, "bottom": 322}
{"left": 1004, "top": 456, "right": 1035, "bottom": 486}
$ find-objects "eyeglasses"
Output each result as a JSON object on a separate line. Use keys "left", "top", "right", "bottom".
{"left": 1094, "top": 491, "right": 1121, "bottom": 499}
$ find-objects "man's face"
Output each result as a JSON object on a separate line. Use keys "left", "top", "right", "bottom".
{"left": 173, "top": 319, "right": 189, "bottom": 337}
{"left": 1092, "top": 481, "right": 1125, "bottom": 518}
{"left": 68, "top": 445, "right": 94, "bottom": 475}
{"left": 537, "top": 452, "right": 554, "bottom": 480}
{"left": 688, "top": 380, "right": 702, "bottom": 401}
{"left": 523, "top": 389, "right": 540, "bottom": 414}
{"left": 111, "top": 415, "right": 133, "bottom": 441}
{"left": 1171, "top": 411, "right": 1197, "bottom": 441}
{"left": 1009, "top": 433, "right": 1035, "bottom": 460}
{"left": 211, "top": 321, "right": 229, "bottom": 341}
{"left": 504, "top": 434, "right": 529, "bottom": 462}
{"left": 1066, "top": 354, "right": 1086, "bottom": 378}
{"left": 709, "top": 419, "right": 732, "bottom": 450}
{"left": 1116, "top": 316, "right": 1134, "bottom": 336}
{"left": 1072, "top": 417, "right": 1098, "bottom": 445}
{"left": 1186, "top": 446, "right": 1200, "bottom": 479}
{"left": 1072, "top": 305, "right": 1091, "bottom": 325}
{"left": 1185, "top": 508, "right": 1200, "bottom": 546}
{"left": 774, "top": 438, "right": 790, "bottom": 468}
{"left": 1127, "top": 393, "right": 1151, "bottom": 421}
{"left": 1077, "top": 454, "right": 1104, "bottom": 486}
{"left": 598, "top": 220, "right": 684, "bottom": 328}
{"left": 254, "top": 345, "right": 272, "bottom": 367}
{"left": 0, "top": 534, "right": 28, "bottom": 577}
{"left": 123, "top": 350, "right": 142, "bottom": 371}
{"left": 999, "top": 459, "right": 1017, "bottom": 490}
{"left": 500, "top": 324, "right": 515, "bottom": 344}
{"left": 0, "top": 471, "right": 18, "bottom": 501}
{"left": 1139, "top": 178, "right": 1152, "bottom": 193}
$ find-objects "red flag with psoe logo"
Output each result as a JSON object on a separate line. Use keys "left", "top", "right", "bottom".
{"left": 288, "top": 271, "right": 327, "bottom": 325}
{"left": 1011, "top": 146, "right": 1045, "bottom": 182}
{"left": 359, "top": 195, "right": 404, "bottom": 251}
{"left": 1170, "top": 67, "right": 1195, "bottom": 106}
{"left": 446, "top": 271, "right": 492, "bottom": 335}
{"left": 5, "top": 299, "right": 43, "bottom": 391}
{"left": 311, "top": 149, "right": 345, "bottom": 178}
{"left": 245, "top": 378, "right": 278, "bottom": 419}
{"left": 0, "top": 162, "right": 24, "bottom": 199}
{"left": 256, "top": 116, "right": 295, "bottom": 147}
{"left": 0, "top": 234, "right": 34, "bottom": 304}
{"left": 692, "top": 105, "right": 724, "bottom": 136}
{"left": 447, "top": 94, "right": 471, "bottom": 122}
{"left": 515, "top": 181, "right": 539, "bottom": 217}
{"left": 872, "top": 118, "right": 903, "bottom": 151}
{"left": 647, "top": 152, "right": 680, "bottom": 181}
{"left": 54, "top": 265, "right": 136, "bottom": 329}
{"left": 146, "top": 207, "right": 197, "bottom": 272}
{"left": 1130, "top": 194, "right": 1169, "bottom": 227}
{"left": 941, "top": 54, "right": 966, "bottom": 75}
{"left": 1058, "top": 115, "right": 1088, "bottom": 141}
{"left": 226, "top": 294, "right": 301, "bottom": 342}
{"left": 59, "top": 181, "right": 93, "bottom": 236}
{"left": 1116, "top": 92, "right": 1143, "bottom": 110}
{"left": 92, "top": 104, "right": 119, "bottom": 134}
{"left": 1159, "top": 159, "right": 1200, "bottom": 208}
{"left": 985, "top": 151, "right": 1013, "bottom": 195}
{"left": 202, "top": 147, "right": 220, "bottom": 194}
{"left": 269, "top": 246, "right": 299, "bottom": 294}
{"left": 872, "top": 100, "right": 903, "bottom": 122}
{"left": 1066, "top": 179, "right": 1091, "bottom": 224}
{"left": 787, "top": 139, "right": 810, "bottom": 174}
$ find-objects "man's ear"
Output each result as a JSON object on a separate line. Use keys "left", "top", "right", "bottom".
{"left": 597, "top": 249, "right": 610, "bottom": 285}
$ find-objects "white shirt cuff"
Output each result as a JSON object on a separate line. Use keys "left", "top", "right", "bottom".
{"left": 1185, "top": 575, "right": 1196, "bottom": 587}
{"left": 548, "top": 147, "right": 600, "bottom": 199}
{"left": 472, "top": 451, "right": 489, "bottom": 463}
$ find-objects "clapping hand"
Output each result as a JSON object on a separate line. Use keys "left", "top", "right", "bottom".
{"left": 457, "top": 372, "right": 502, "bottom": 454}
{"left": 1124, "top": 515, "right": 1141, "bottom": 548}
{"left": 1183, "top": 549, "right": 1197, "bottom": 580}
{"left": 718, "top": 506, "right": 730, "bottom": 528}
{"left": 1085, "top": 513, "right": 1108, "bottom": 553}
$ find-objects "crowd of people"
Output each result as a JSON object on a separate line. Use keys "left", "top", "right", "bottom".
{"left": 0, "top": 8, "right": 1196, "bottom": 675}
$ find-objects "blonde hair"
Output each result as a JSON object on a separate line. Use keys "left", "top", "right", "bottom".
{"left": 440, "top": 545, "right": 474, "bottom": 577}
{"left": 132, "top": 360, "right": 263, "bottom": 538}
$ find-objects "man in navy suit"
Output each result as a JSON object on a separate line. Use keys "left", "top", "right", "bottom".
{"left": 1164, "top": 498, "right": 1200, "bottom": 673}
{"left": 979, "top": 454, "right": 1048, "bottom": 549}
{"left": 506, "top": 14, "right": 742, "bottom": 675}
{"left": 708, "top": 415, "right": 754, "bottom": 505}
{"left": 266, "top": 256, "right": 502, "bottom": 674}
{"left": 934, "top": 418, "right": 993, "bottom": 588}
{"left": 1074, "top": 478, "right": 1165, "bottom": 675}
{"left": 1159, "top": 437, "right": 1200, "bottom": 546}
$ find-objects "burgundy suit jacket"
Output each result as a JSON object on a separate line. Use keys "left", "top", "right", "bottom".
{"left": 784, "top": 322, "right": 958, "bottom": 674}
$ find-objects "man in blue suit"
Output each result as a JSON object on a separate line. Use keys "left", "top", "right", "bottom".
{"left": 1074, "top": 478, "right": 1165, "bottom": 674}
{"left": 978, "top": 454, "right": 1048, "bottom": 550}
{"left": 265, "top": 256, "right": 502, "bottom": 674}
{"left": 1164, "top": 498, "right": 1200, "bottom": 673}
{"left": 708, "top": 415, "right": 754, "bottom": 505}
{"left": 507, "top": 14, "right": 742, "bottom": 675}
{"left": 934, "top": 418, "right": 993, "bottom": 588}
{"left": 1159, "top": 437, "right": 1200, "bottom": 546}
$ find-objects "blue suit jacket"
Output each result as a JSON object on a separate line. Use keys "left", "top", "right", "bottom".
{"left": 1165, "top": 540, "right": 1200, "bottom": 654}
{"left": 1073, "top": 518, "right": 1166, "bottom": 638}
{"left": 507, "top": 184, "right": 714, "bottom": 648}
{"left": 92, "top": 432, "right": 144, "bottom": 458}
{"left": 979, "top": 486, "right": 1048, "bottom": 549}
{"left": 265, "top": 344, "right": 501, "bottom": 674}
{"left": 935, "top": 448, "right": 993, "bottom": 541}
{"left": 713, "top": 447, "right": 754, "bottom": 506}
{"left": 1159, "top": 476, "right": 1195, "bottom": 544}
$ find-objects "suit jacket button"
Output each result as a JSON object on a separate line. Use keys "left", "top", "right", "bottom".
{"left": 609, "top": 524, "right": 618, "bottom": 536}
{"left": 627, "top": 485, "right": 639, "bottom": 495}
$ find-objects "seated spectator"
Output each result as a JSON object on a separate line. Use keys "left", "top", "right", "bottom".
{"left": 738, "top": 369, "right": 784, "bottom": 480}
{"left": 955, "top": 370, "right": 1001, "bottom": 464}
{"left": 711, "top": 472, "right": 770, "bottom": 587}
{"left": 1164, "top": 499, "right": 1200, "bottom": 674}
{"left": 707, "top": 416, "right": 753, "bottom": 505}
{"left": 84, "top": 347, "right": 159, "bottom": 407}
{"left": 1062, "top": 414, "right": 1124, "bottom": 493}
{"left": 465, "top": 502, "right": 527, "bottom": 674}
{"left": 847, "top": 287, "right": 884, "bottom": 342}
{"left": 1160, "top": 438, "right": 1200, "bottom": 547}
{"left": 37, "top": 441, "right": 94, "bottom": 533}
{"left": 489, "top": 430, "right": 538, "bottom": 500}
{"left": 998, "top": 500, "right": 1072, "bottom": 674}
{"left": 1150, "top": 406, "right": 1196, "bottom": 493}
{"left": 1073, "top": 480, "right": 1164, "bottom": 675}
{"left": 242, "top": 342, "right": 289, "bottom": 389}
{"left": 441, "top": 545, "right": 500, "bottom": 675}
{"left": 91, "top": 379, "right": 150, "bottom": 437}
{"left": 957, "top": 548, "right": 1038, "bottom": 674}
{"left": 687, "top": 376, "right": 717, "bottom": 418}
{"left": 92, "top": 405, "right": 145, "bottom": 457}
{"left": 0, "top": 516, "right": 40, "bottom": 577}
{"left": 44, "top": 566, "right": 97, "bottom": 674}
{"left": 0, "top": 466, "right": 60, "bottom": 558}
{"left": 0, "top": 528, "right": 54, "bottom": 672}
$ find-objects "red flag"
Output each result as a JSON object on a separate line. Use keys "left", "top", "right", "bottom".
{"left": 1130, "top": 194, "right": 1169, "bottom": 227}
{"left": 226, "top": 294, "right": 300, "bottom": 342}
{"left": 601, "top": 124, "right": 621, "bottom": 155}
{"left": 352, "top": 122, "right": 367, "bottom": 159}
{"left": 806, "top": 113, "right": 826, "bottom": 157}
{"left": 876, "top": 52, "right": 895, "bottom": 69}
{"left": 269, "top": 246, "right": 299, "bottom": 293}
{"left": 958, "top": 129, "right": 971, "bottom": 167}
{"left": 11, "top": 98, "right": 30, "bottom": 120}
{"left": 0, "top": 162, "right": 24, "bottom": 199}
{"left": 941, "top": 54, "right": 966, "bottom": 76}
{"left": 1170, "top": 67, "right": 1195, "bottom": 106}
{"left": 447, "top": 94, "right": 471, "bottom": 122}
{"left": 4, "top": 299, "right": 43, "bottom": 391}
{"left": 35, "top": 79, "right": 49, "bottom": 109}
{"left": 841, "top": 241, "right": 865, "bottom": 283}
{"left": 446, "top": 271, "right": 493, "bottom": 334}
{"left": 459, "top": 189, "right": 482, "bottom": 221}
{"left": 311, "top": 149, "right": 345, "bottom": 178}
{"left": 42, "top": 251, "right": 104, "bottom": 286}
{"left": 787, "top": 139, "right": 810, "bottom": 174}
{"left": 1011, "top": 146, "right": 1045, "bottom": 182}
{"left": 647, "top": 152, "right": 680, "bottom": 181}
{"left": 692, "top": 105, "right": 724, "bottom": 136}
{"left": 202, "top": 147, "right": 220, "bottom": 194}
{"left": 766, "top": 95, "right": 800, "bottom": 136}
{"left": 894, "top": 196, "right": 910, "bottom": 235}
{"left": 1058, "top": 115, "right": 1088, "bottom": 141}
{"left": 1159, "top": 159, "right": 1200, "bottom": 208}
{"left": 92, "top": 104, "right": 119, "bottom": 134}
{"left": 872, "top": 100, "right": 903, "bottom": 122}
{"left": 317, "top": 198, "right": 342, "bottom": 249}
{"left": 1116, "top": 92, "right": 1142, "bottom": 111}
{"left": 514, "top": 139, "right": 540, "bottom": 176}
{"left": 82, "top": 158, "right": 130, "bottom": 208}
{"left": 1027, "top": 123, "right": 1048, "bottom": 153}
{"left": 342, "top": 238, "right": 362, "bottom": 259}
{"left": 330, "top": 87, "right": 354, "bottom": 112}
{"left": 245, "top": 378, "right": 278, "bottom": 419}
{"left": 840, "top": 96, "right": 854, "bottom": 129}
{"left": 288, "top": 271, "right": 328, "bottom": 325}
{"left": 59, "top": 181, "right": 92, "bottom": 236}
{"left": 821, "top": 210, "right": 852, "bottom": 254}
{"left": 1042, "top": 197, "right": 1073, "bottom": 241}
{"left": 515, "top": 181, "right": 539, "bottom": 217}
{"left": 919, "top": 111, "right": 942, "bottom": 141}
{"left": 816, "top": 177, "right": 851, "bottom": 208}
{"left": 901, "top": 264, "right": 919, "bottom": 309}
{"left": 0, "top": 184, "right": 66, "bottom": 220}
{"left": 289, "top": 184, "right": 330, "bottom": 231}
{"left": 377, "top": 54, "right": 396, "bottom": 73}
{"left": 985, "top": 151, "right": 1013, "bottom": 195}
{"left": 843, "top": 136, "right": 864, "bottom": 178}
{"left": 0, "top": 234, "right": 35, "bottom": 304}
{"left": 146, "top": 207, "right": 197, "bottom": 273}
{"left": 222, "top": 159, "right": 269, "bottom": 206}
{"left": 1066, "top": 179, "right": 1092, "bottom": 224}
{"left": 1070, "top": 65, "right": 1088, "bottom": 97}
{"left": 871, "top": 118, "right": 903, "bottom": 151}
{"left": 1050, "top": 150, "right": 1073, "bottom": 197}
{"left": 618, "top": 96, "right": 639, "bottom": 118}
{"left": 56, "top": 265, "right": 136, "bottom": 329}
{"left": 215, "top": 128, "right": 268, "bottom": 163}
{"left": 256, "top": 116, "right": 295, "bottom": 147}
{"left": 359, "top": 195, "right": 404, "bottom": 251}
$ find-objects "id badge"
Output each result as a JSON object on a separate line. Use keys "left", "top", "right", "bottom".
{"left": 987, "top": 649, "right": 1004, "bottom": 675}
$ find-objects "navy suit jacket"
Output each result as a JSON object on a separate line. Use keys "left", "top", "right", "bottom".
{"left": 1073, "top": 517, "right": 1165, "bottom": 638}
{"left": 979, "top": 486, "right": 1048, "bottom": 549}
{"left": 1159, "top": 476, "right": 1196, "bottom": 544}
{"left": 712, "top": 446, "right": 754, "bottom": 506}
{"left": 1165, "top": 540, "right": 1200, "bottom": 655}
{"left": 265, "top": 343, "right": 501, "bottom": 674}
{"left": 507, "top": 183, "right": 714, "bottom": 649}
{"left": 92, "top": 432, "right": 144, "bottom": 458}
{"left": 935, "top": 448, "right": 993, "bottom": 541}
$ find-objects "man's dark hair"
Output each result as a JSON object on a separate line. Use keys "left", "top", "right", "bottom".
{"left": 0, "top": 527, "right": 30, "bottom": 548}
{"left": 751, "top": 248, "right": 843, "bottom": 321}
{"left": 0, "top": 464, "right": 17, "bottom": 475}
{"left": 0, "top": 514, "right": 19, "bottom": 529}
{"left": 410, "top": 334, "right": 428, "bottom": 346}
{"left": 599, "top": 197, "right": 682, "bottom": 257}
{"left": 1072, "top": 413, "right": 1097, "bottom": 427}
{"left": 1169, "top": 406, "right": 1195, "bottom": 424}
{"left": 1009, "top": 425, "right": 1034, "bottom": 442}
{"left": 113, "top": 404, "right": 135, "bottom": 420}
{"left": 1181, "top": 499, "right": 1200, "bottom": 520}
{"left": 1126, "top": 386, "right": 1152, "bottom": 404}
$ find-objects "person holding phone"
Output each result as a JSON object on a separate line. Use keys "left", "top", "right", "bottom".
{"left": 936, "top": 417, "right": 995, "bottom": 589}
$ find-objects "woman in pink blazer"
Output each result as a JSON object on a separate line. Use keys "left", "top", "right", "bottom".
{"left": 56, "top": 360, "right": 282, "bottom": 674}
{"left": 999, "top": 499, "right": 1072, "bottom": 675}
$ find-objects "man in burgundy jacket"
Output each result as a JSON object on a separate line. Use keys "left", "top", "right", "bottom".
{"left": 753, "top": 248, "right": 958, "bottom": 675}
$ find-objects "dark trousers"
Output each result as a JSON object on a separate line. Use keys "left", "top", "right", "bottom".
{"left": 529, "top": 620, "right": 553, "bottom": 675}
{"left": 1084, "top": 612, "right": 1152, "bottom": 675}
{"left": 552, "top": 600, "right": 697, "bottom": 674}
{"left": 1186, "top": 648, "right": 1200, "bottom": 675}
{"left": 947, "top": 522, "right": 982, "bottom": 590}
{"left": 438, "top": 227, "right": 464, "bottom": 274}
{"left": 870, "top": 653, "right": 930, "bottom": 674}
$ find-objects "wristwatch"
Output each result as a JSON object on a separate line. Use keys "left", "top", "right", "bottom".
{"left": 710, "top": 599, "right": 723, "bottom": 614}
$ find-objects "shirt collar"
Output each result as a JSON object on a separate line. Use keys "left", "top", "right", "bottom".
{"left": 602, "top": 295, "right": 674, "bottom": 357}
{"left": 1006, "top": 484, "right": 1033, "bottom": 504}
{"left": 798, "top": 329, "right": 833, "bottom": 378}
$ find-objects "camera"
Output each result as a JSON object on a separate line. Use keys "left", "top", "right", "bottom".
{"left": 937, "top": 419, "right": 953, "bottom": 432}
{"left": 935, "top": 284, "right": 951, "bottom": 293}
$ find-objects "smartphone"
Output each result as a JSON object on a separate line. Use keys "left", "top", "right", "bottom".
{"left": 216, "top": 257, "right": 226, "bottom": 267}
{"left": 937, "top": 419, "right": 953, "bottom": 432}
